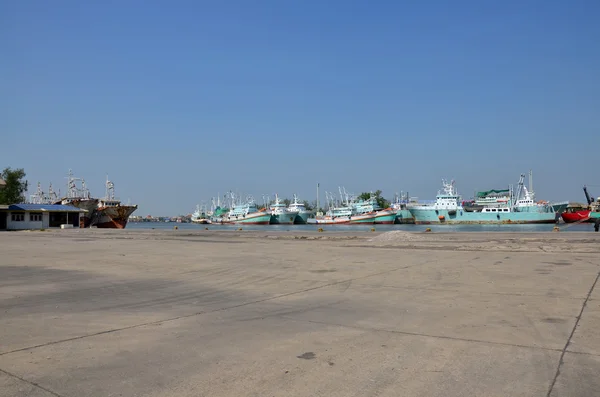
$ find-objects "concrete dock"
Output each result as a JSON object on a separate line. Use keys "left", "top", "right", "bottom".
{"left": 0, "top": 229, "right": 599, "bottom": 396}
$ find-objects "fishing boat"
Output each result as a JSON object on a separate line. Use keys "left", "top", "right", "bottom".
{"left": 222, "top": 194, "right": 271, "bottom": 225}
{"left": 353, "top": 194, "right": 394, "bottom": 224}
{"left": 191, "top": 204, "right": 211, "bottom": 224}
{"left": 391, "top": 193, "right": 415, "bottom": 224}
{"left": 308, "top": 188, "right": 375, "bottom": 225}
{"left": 269, "top": 194, "right": 298, "bottom": 224}
{"left": 409, "top": 175, "right": 557, "bottom": 225}
{"left": 561, "top": 205, "right": 591, "bottom": 223}
{"left": 561, "top": 186, "right": 600, "bottom": 223}
{"left": 93, "top": 177, "right": 138, "bottom": 229}
{"left": 208, "top": 195, "right": 229, "bottom": 224}
{"left": 54, "top": 170, "right": 99, "bottom": 228}
{"left": 288, "top": 194, "right": 312, "bottom": 224}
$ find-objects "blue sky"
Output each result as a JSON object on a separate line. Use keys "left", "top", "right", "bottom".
{"left": 1, "top": 1, "right": 599, "bottom": 215}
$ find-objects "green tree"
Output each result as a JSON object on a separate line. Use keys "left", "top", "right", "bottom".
{"left": 0, "top": 167, "right": 28, "bottom": 204}
{"left": 283, "top": 198, "right": 291, "bottom": 206}
{"left": 303, "top": 200, "right": 314, "bottom": 211}
{"left": 357, "top": 190, "right": 390, "bottom": 209}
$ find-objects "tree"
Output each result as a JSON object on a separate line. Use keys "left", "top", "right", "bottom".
{"left": 357, "top": 189, "right": 390, "bottom": 209}
{"left": 0, "top": 167, "right": 28, "bottom": 204}
{"left": 303, "top": 200, "right": 314, "bottom": 211}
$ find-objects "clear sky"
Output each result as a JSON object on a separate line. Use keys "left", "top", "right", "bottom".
{"left": 1, "top": 1, "right": 599, "bottom": 215}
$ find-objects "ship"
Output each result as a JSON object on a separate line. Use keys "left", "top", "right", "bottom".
{"left": 222, "top": 193, "right": 271, "bottom": 225}
{"left": 269, "top": 194, "right": 298, "bottom": 224}
{"left": 308, "top": 189, "right": 375, "bottom": 225}
{"left": 561, "top": 186, "right": 600, "bottom": 223}
{"left": 391, "top": 192, "right": 415, "bottom": 224}
{"left": 207, "top": 195, "right": 229, "bottom": 224}
{"left": 409, "top": 175, "right": 557, "bottom": 225}
{"left": 288, "top": 194, "right": 312, "bottom": 224}
{"left": 561, "top": 205, "right": 591, "bottom": 223}
{"left": 191, "top": 204, "right": 211, "bottom": 224}
{"left": 53, "top": 170, "right": 99, "bottom": 228}
{"left": 92, "top": 177, "right": 138, "bottom": 229}
{"left": 353, "top": 193, "right": 395, "bottom": 224}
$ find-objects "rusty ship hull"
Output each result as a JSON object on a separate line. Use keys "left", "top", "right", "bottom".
{"left": 55, "top": 198, "right": 98, "bottom": 228}
{"left": 94, "top": 205, "right": 138, "bottom": 229}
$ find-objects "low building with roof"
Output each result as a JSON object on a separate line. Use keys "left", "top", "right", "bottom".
{"left": 0, "top": 204, "right": 88, "bottom": 230}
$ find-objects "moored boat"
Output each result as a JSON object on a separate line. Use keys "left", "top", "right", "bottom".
{"left": 409, "top": 175, "right": 557, "bottom": 225}
{"left": 561, "top": 186, "right": 600, "bottom": 223}
{"left": 269, "top": 194, "right": 298, "bottom": 224}
{"left": 222, "top": 194, "right": 271, "bottom": 225}
{"left": 391, "top": 193, "right": 415, "bottom": 224}
{"left": 352, "top": 193, "right": 395, "bottom": 224}
{"left": 54, "top": 170, "right": 99, "bottom": 228}
{"left": 308, "top": 189, "right": 375, "bottom": 225}
{"left": 561, "top": 206, "right": 592, "bottom": 223}
{"left": 191, "top": 204, "right": 212, "bottom": 224}
{"left": 288, "top": 194, "right": 312, "bottom": 224}
{"left": 93, "top": 177, "right": 138, "bottom": 229}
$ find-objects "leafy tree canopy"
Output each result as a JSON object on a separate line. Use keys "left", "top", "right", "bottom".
{"left": 0, "top": 167, "right": 28, "bottom": 204}
{"left": 357, "top": 189, "right": 390, "bottom": 209}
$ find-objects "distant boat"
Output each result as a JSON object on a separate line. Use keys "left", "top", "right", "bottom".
{"left": 93, "top": 177, "right": 138, "bottom": 229}
{"left": 391, "top": 193, "right": 415, "bottom": 224}
{"left": 53, "top": 170, "right": 98, "bottom": 228}
{"left": 409, "top": 175, "right": 557, "bottom": 225}
{"left": 222, "top": 194, "right": 271, "bottom": 225}
{"left": 191, "top": 204, "right": 212, "bottom": 224}
{"left": 352, "top": 194, "right": 395, "bottom": 224}
{"left": 561, "top": 206, "right": 592, "bottom": 223}
{"left": 561, "top": 185, "right": 600, "bottom": 223}
{"left": 269, "top": 194, "right": 298, "bottom": 225}
{"left": 288, "top": 194, "right": 312, "bottom": 224}
{"left": 308, "top": 188, "right": 375, "bottom": 225}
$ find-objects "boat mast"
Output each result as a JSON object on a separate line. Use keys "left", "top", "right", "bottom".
{"left": 316, "top": 183, "right": 319, "bottom": 214}
{"left": 511, "top": 174, "right": 525, "bottom": 210}
{"left": 529, "top": 170, "right": 535, "bottom": 200}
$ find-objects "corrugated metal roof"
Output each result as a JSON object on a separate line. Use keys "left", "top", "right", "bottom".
{"left": 8, "top": 204, "right": 88, "bottom": 212}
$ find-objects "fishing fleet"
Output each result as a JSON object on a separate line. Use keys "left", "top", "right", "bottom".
{"left": 191, "top": 171, "right": 578, "bottom": 226}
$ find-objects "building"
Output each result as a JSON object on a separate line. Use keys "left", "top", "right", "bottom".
{"left": 0, "top": 204, "right": 88, "bottom": 231}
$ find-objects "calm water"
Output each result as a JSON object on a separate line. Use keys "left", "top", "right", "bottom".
{"left": 127, "top": 222, "right": 595, "bottom": 233}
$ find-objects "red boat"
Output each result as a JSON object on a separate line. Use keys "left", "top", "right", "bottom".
{"left": 561, "top": 209, "right": 591, "bottom": 223}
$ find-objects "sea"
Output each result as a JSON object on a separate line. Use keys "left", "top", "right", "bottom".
{"left": 127, "top": 222, "right": 595, "bottom": 233}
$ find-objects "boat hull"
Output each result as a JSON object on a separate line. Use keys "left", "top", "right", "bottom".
{"left": 561, "top": 210, "right": 591, "bottom": 223}
{"left": 224, "top": 212, "right": 272, "bottom": 225}
{"left": 94, "top": 205, "right": 138, "bottom": 229}
{"left": 308, "top": 213, "right": 375, "bottom": 225}
{"left": 294, "top": 212, "right": 311, "bottom": 224}
{"left": 394, "top": 209, "right": 415, "bottom": 224}
{"left": 410, "top": 208, "right": 557, "bottom": 225}
{"left": 308, "top": 217, "right": 351, "bottom": 225}
{"left": 374, "top": 210, "right": 396, "bottom": 224}
{"left": 270, "top": 212, "right": 298, "bottom": 225}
